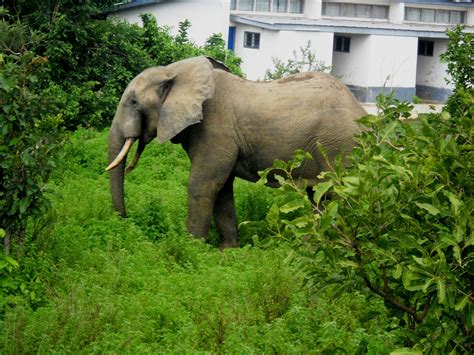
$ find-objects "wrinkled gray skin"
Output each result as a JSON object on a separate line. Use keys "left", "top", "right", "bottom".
{"left": 108, "top": 56, "right": 366, "bottom": 249}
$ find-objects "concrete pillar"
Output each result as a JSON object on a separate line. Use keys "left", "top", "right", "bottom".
{"left": 389, "top": 2, "right": 405, "bottom": 24}
{"left": 466, "top": 8, "right": 474, "bottom": 26}
{"left": 304, "top": 0, "right": 322, "bottom": 19}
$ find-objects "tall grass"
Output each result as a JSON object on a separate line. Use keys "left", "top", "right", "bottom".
{"left": 1, "top": 129, "right": 402, "bottom": 353}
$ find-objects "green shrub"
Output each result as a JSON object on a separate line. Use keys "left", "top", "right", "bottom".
{"left": 264, "top": 41, "right": 331, "bottom": 81}
{"left": 258, "top": 83, "right": 472, "bottom": 353}
{"left": 0, "top": 49, "right": 64, "bottom": 254}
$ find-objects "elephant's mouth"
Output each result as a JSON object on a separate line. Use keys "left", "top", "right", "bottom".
{"left": 106, "top": 137, "right": 136, "bottom": 171}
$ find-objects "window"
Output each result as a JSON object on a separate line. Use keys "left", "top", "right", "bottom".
{"left": 238, "top": 0, "right": 254, "bottom": 11}
{"left": 341, "top": 3, "right": 356, "bottom": 17}
{"left": 289, "top": 0, "right": 304, "bottom": 14}
{"left": 244, "top": 31, "right": 260, "bottom": 49}
{"left": 322, "top": 2, "right": 389, "bottom": 20}
{"left": 405, "top": 7, "right": 466, "bottom": 24}
{"left": 230, "top": 0, "right": 304, "bottom": 14}
{"left": 405, "top": 7, "right": 421, "bottom": 21}
{"left": 418, "top": 40, "right": 434, "bottom": 56}
{"left": 324, "top": 3, "right": 339, "bottom": 16}
{"left": 273, "top": 0, "right": 287, "bottom": 13}
{"left": 372, "top": 5, "right": 388, "bottom": 19}
{"left": 334, "top": 36, "right": 351, "bottom": 53}
{"left": 421, "top": 9, "right": 435, "bottom": 22}
{"left": 255, "top": 0, "right": 270, "bottom": 12}
{"left": 436, "top": 10, "right": 450, "bottom": 24}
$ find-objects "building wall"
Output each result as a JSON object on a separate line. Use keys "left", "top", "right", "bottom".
{"left": 111, "top": 0, "right": 230, "bottom": 46}
{"left": 233, "top": 25, "right": 333, "bottom": 81}
{"left": 331, "top": 34, "right": 371, "bottom": 88}
{"left": 416, "top": 38, "right": 453, "bottom": 101}
{"left": 332, "top": 34, "right": 418, "bottom": 102}
{"left": 367, "top": 35, "right": 418, "bottom": 89}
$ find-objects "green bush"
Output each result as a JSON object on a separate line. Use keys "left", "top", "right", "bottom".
{"left": 258, "top": 52, "right": 473, "bottom": 353}
{"left": 264, "top": 41, "right": 331, "bottom": 81}
{"left": 1, "top": 129, "right": 403, "bottom": 353}
{"left": 0, "top": 50, "right": 64, "bottom": 253}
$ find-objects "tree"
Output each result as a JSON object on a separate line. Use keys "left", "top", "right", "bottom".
{"left": 264, "top": 41, "right": 331, "bottom": 81}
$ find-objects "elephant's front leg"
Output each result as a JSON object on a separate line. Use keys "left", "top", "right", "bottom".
{"left": 186, "top": 165, "right": 233, "bottom": 240}
{"left": 213, "top": 176, "right": 238, "bottom": 249}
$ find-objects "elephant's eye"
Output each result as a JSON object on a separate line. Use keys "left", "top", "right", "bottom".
{"left": 130, "top": 98, "right": 138, "bottom": 107}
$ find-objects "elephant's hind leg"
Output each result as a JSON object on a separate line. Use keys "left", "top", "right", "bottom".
{"left": 213, "top": 176, "right": 238, "bottom": 249}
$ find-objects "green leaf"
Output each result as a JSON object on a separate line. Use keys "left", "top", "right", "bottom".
{"left": 436, "top": 278, "right": 446, "bottom": 304}
{"left": 454, "top": 295, "right": 469, "bottom": 311}
{"left": 390, "top": 349, "right": 422, "bottom": 355}
{"left": 266, "top": 203, "right": 280, "bottom": 227}
{"left": 444, "top": 191, "right": 462, "bottom": 216}
{"left": 279, "top": 199, "right": 305, "bottom": 214}
{"left": 311, "top": 181, "right": 333, "bottom": 205}
{"left": 338, "top": 260, "right": 360, "bottom": 269}
{"left": 422, "top": 278, "right": 435, "bottom": 293}
{"left": 402, "top": 270, "right": 423, "bottom": 289}
{"left": 393, "top": 264, "right": 402, "bottom": 279}
{"left": 414, "top": 202, "right": 440, "bottom": 215}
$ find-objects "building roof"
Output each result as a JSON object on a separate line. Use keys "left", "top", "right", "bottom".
{"left": 109, "top": 0, "right": 168, "bottom": 13}
{"left": 230, "top": 14, "right": 474, "bottom": 38}
{"left": 399, "top": 0, "right": 474, "bottom": 7}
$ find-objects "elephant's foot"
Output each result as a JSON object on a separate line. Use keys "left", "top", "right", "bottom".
{"left": 219, "top": 239, "right": 238, "bottom": 250}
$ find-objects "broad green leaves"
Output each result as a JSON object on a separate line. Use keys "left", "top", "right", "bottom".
{"left": 258, "top": 87, "right": 473, "bottom": 351}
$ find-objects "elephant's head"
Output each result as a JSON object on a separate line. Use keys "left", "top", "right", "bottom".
{"left": 107, "top": 56, "right": 217, "bottom": 217}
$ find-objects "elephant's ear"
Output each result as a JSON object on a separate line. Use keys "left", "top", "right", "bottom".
{"left": 157, "top": 56, "right": 215, "bottom": 143}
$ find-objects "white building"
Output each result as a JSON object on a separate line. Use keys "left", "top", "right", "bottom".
{"left": 109, "top": 0, "right": 474, "bottom": 102}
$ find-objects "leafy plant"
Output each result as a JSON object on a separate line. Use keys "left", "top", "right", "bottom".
{"left": 440, "top": 25, "right": 473, "bottom": 119}
{"left": 264, "top": 41, "right": 331, "bottom": 81}
{"left": 203, "top": 33, "right": 244, "bottom": 77}
{"left": 258, "top": 87, "right": 472, "bottom": 352}
{"left": 0, "top": 49, "right": 64, "bottom": 254}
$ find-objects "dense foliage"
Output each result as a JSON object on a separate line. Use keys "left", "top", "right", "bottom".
{"left": 0, "top": 1, "right": 242, "bottom": 254}
{"left": 0, "top": 21, "right": 64, "bottom": 254}
{"left": 258, "top": 28, "right": 473, "bottom": 353}
{"left": 1, "top": 129, "right": 401, "bottom": 352}
{"left": 1, "top": 2, "right": 472, "bottom": 351}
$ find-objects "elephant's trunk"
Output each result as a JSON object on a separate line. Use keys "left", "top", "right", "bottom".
{"left": 108, "top": 126, "right": 131, "bottom": 217}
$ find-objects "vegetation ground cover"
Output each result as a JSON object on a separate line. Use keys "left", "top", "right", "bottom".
{"left": 1, "top": 129, "right": 401, "bottom": 353}
{"left": 1, "top": 1, "right": 472, "bottom": 352}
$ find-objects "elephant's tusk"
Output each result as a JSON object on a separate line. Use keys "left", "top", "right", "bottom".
{"left": 125, "top": 151, "right": 141, "bottom": 174}
{"left": 125, "top": 138, "right": 145, "bottom": 174}
{"left": 106, "top": 138, "right": 135, "bottom": 171}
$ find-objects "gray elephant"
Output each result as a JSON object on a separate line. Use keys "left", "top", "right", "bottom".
{"left": 107, "top": 56, "right": 366, "bottom": 248}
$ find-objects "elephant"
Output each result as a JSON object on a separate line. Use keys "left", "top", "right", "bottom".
{"left": 107, "top": 56, "right": 366, "bottom": 249}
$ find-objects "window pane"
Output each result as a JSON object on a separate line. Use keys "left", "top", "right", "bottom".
{"left": 254, "top": 34, "right": 260, "bottom": 48}
{"left": 356, "top": 4, "right": 371, "bottom": 18}
{"left": 420, "top": 9, "right": 435, "bottom": 22}
{"left": 436, "top": 10, "right": 450, "bottom": 23}
{"left": 255, "top": 0, "right": 270, "bottom": 12}
{"left": 238, "top": 0, "right": 254, "bottom": 11}
{"left": 405, "top": 8, "right": 421, "bottom": 21}
{"left": 323, "top": 3, "right": 340, "bottom": 16}
{"left": 289, "top": 0, "right": 303, "bottom": 14}
{"left": 273, "top": 0, "right": 287, "bottom": 13}
{"left": 418, "top": 40, "right": 434, "bottom": 56}
{"left": 341, "top": 4, "right": 356, "bottom": 17}
{"left": 343, "top": 37, "right": 350, "bottom": 52}
{"left": 450, "top": 11, "right": 463, "bottom": 24}
{"left": 372, "top": 5, "right": 388, "bottom": 19}
{"left": 230, "top": 0, "right": 236, "bottom": 10}
{"left": 334, "top": 36, "right": 342, "bottom": 51}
